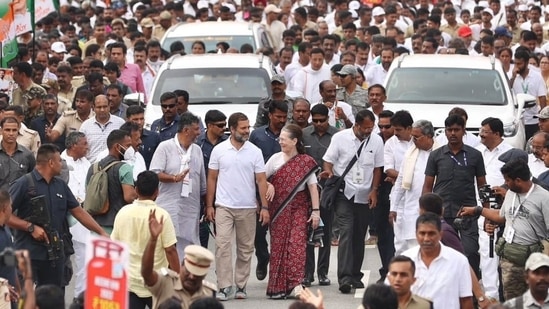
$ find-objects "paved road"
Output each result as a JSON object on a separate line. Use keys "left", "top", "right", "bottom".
{"left": 64, "top": 242, "right": 383, "bottom": 309}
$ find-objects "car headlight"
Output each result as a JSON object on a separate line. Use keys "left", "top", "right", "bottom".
{"left": 503, "top": 121, "right": 518, "bottom": 137}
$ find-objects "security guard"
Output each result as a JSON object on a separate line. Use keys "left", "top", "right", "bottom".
{"left": 2, "top": 106, "right": 40, "bottom": 157}
{"left": 143, "top": 221, "right": 217, "bottom": 309}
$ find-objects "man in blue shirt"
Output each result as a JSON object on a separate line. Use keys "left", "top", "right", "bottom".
{"left": 7, "top": 144, "right": 108, "bottom": 289}
{"left": 151, "top": 92, "right": 181, "bottom": 142}
{"left": 126, "top": 105, "right": 160, "bottom": 169}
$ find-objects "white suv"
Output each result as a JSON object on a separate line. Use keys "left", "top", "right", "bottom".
{"left": 144, "top": 53, "right": 275, "bottom": 129}
{"left": 383, "top": 54, "right": 536, "bottom": 149}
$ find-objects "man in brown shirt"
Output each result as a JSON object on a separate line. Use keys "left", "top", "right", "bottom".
{"left": 387, "top": 255, "right": 432, "bottom": 309}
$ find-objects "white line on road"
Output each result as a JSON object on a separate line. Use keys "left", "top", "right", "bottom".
{"left": 354, "top": 270, "right": 370, "bottom": 298}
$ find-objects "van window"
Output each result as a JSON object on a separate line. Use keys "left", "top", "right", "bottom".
{"left": 386, "top": 68, "right": 507, "bottom": 105}
{"left": 152, "top": 67, "right": 271, "bottom": 105}
{"left": 162, "top": 36, "right": 257, "bottom": 53}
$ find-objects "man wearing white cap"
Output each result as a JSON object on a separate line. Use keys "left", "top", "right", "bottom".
{"left": 51, "top": 42, "right": 68, "bottom": 61}
{"left": 371, "top": 7, "right": 386, "bottom": 29}
{"left": 503, "top": 253, "right": 549, "bottom": 308}
{"left": 142, "top": 211, "right": 217, "bottom": 308}
{"left": 263, "top": 4, "right": 286, "bottom": 51}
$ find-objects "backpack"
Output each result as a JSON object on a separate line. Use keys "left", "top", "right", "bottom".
{"left": 84, "top": 161, "right": 120, "bottom": 215}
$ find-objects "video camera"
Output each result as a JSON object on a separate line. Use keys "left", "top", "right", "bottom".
{"left": 478, "top": 184, "right": 503, "bottom": 208}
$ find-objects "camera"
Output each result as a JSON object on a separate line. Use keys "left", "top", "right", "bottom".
{"left": 453, "top": 216, "right": 473, "bottom": 231}
{"left": 0, "top": 248, "right": 16, "bottom": 268}
{"left": 478, "top": 184, "right": 503, "bottom": 209}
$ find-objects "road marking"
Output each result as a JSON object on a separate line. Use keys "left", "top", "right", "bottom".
{"left": 354, "top": 270, "right": 370, "bottom": 298}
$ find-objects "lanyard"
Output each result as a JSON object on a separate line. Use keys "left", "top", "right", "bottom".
{"left": 510, "top": 183, "right": 535, "bottom": 219}
{"left": 521, "top": 80, "right": 529, "bottom": 94}
{"left": 448, "top": 151, "right": 467, "bottom": 167}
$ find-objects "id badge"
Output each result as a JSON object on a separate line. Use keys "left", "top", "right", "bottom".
{"left": 503, "top": 227, "right": 515, "bottom": 243}
{"left": 352, "top": 167, "right": 364, "bottom": 184}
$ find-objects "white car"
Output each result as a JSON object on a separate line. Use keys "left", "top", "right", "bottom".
{"left": 161, "top": 21, "right": 272, "bottom": 53}
{"left": 144, "top": 53, "right": 275, "bottom": 130}
{"left": 383, "top": 54, "right": 536, "bottom": 149}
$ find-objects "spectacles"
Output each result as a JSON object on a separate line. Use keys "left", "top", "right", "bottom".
{"left": 378, "top": 124, "right": 391, "bottom": 129}
{"left": 212, "top": 122, "right": 226, "bottom": 128}
{"left": 479, "top": 129, "right": 493, "bottom": 135}
{"left": 312, "top": 118, "right": 327, "bottom": 123}
{"left": 161, "top": 104, "right": 176, "bottom": 109}
{"left": 412, "top": 135, "right": 424, "bottom": 142}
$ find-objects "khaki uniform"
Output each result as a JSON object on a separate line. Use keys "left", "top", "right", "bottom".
{"left": 148, "top": 268, "right": 216, "bottom": 309}
{"left": 57, "top": 96, "right": 73, "bottom": 115}
{"left": 10, "top": 83, "right": 46, "bottom": 109}
{"left": 0, "top": 124, "right": 41, "bottom": 156}
{"left": 71, "top": 76, "right": 110, "bottom": 89}
{"left": 82, "top": 38, "right": 105, "bottom": 60}
{"left": 440, "top": 23, "right": 463, "bottom": 38}
{"left": 152, "top": 25, "right": 168, "bottom": 41}
{"left": 58, "top": 86, "right": 78, "bottom": 106}
{"left": 52, "top": 110, "right": 95, "bottom": 137}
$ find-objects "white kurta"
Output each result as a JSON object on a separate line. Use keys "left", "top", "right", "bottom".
{"left": 150, "top": 138, "right": 206, "bottom": 247}
{"left": 391, "top": 148, "right": 431, "bottom": 242}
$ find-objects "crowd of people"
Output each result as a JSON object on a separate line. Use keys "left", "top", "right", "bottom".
{"left": 4, "top": 0, "right": 549, "bottom": 308}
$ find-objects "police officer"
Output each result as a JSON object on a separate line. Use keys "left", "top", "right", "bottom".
{"left": 3, "top": 106, "right": 40, "bottom": 157}
{"left": 46, "top": 89, "right": 95, "bottom": 143}
{"left": 142, "top": 211, "right": 216, "bottom": 309}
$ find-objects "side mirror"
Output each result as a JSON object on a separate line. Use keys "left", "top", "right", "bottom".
{"left": 516, "top": 93, "right": 537, "bottom": 109}
{"left": 123, "top": 93, "right": 145, "bottom": 106}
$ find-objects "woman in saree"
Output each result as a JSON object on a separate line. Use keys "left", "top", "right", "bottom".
{"left": 264, "top": 124, "right": 321, "bottom": 299}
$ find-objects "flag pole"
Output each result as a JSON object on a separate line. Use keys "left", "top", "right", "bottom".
{"left": 31, "top": 0, "right": 35, "bottom": 63}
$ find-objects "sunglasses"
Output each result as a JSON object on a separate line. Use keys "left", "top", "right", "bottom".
{"left": 378, "top": 124, "right": 391, "bottom": 129}
{"left": 312, "top": 118, "right": 327, "bottom": 123}
{"left": 212, "top": 122, "right": 226, "bottom": 128}
{"left": 161, "top": 104, "right": 176, "bottom": 109}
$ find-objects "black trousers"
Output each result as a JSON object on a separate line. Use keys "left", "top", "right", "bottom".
{"left": 446, "top": 216, "right": 481, "bottom": 278}
{"left": 129, "top": 292, "right": 152, "bottom": 309}
{"left": 373, "top": 182, "right": 395, "bottom": 280}
{"left": 305, "top": 206, "right": 332, "bottom": 277}
{"left": 255, "top": 213, "right": 270, "bottom": 266}
{"left": 335, "top": 193, "right": 371, "bottom": 285}
{"left": 31, "top": 258, "right": 65, "bottom": 292}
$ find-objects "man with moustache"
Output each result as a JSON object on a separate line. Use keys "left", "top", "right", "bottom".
{"left": 423, "top": 114, "right": 487, "bottom": 278}
{"left": 321, "top": 109, "right": 384, "bottom": 293}
{"left": 401, "top": 213, "right": 473, "bottom": 309}
{"left": 254, "top": 75, "right": 294, "bottom": 129}
{"left": 47, "top": 90, "right": 95, "bottom": 144}
{"left": 206, "top": 112, "right": 270, "bottom": 300}
{"left": 291, "top": 99, "right": 311, "bottom": 129}
{"left": 503, "top": 253, "right": 549, "bottom": 308}
{"left": 365, "top": 48, "right": 394, "bottom": 87}
{"left": 336, "top": 65, "right": 369, "bottom": 116}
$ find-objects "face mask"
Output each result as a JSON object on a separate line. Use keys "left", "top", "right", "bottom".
{"left": 123, "top": 145, "right": 136, "bottom": 161}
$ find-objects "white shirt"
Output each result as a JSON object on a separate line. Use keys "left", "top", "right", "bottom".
{"left": 475, "top": 141, "right": 512, "bottom": 187}
{"left": 529, "top": 153, "right": 547, "bottom": 177}
{"left": 141, "top": 66, "right": 155, "bottom": 103}
{"left": 61, "top": 150, "right": 91, "bottom": 243}
{"left": 289, "top": 64, "right": 331, "bottom": 103}
{"left": 323, "top": 129, "right": 384, "bottom": 204}
{"left": 365, "top": 64, "right": 388, "bottom": 87}
{"left": 384, "top": 135, "right": 414, "bottom": 173}
{"left": 315, "top": 100, "right": 355, "bottom": 128}
{"left": 435, "top": 132, "right": 481, "bottom": 148}
{"left": 208, "top": 139, "right": 265, "bottom": 208}
{"left": 284, "top": 61, "right": 305, "bottom": 86}
{"left": 402, "top": 244, "right": 473, "bottom": 309}
{"left": 512, "top": 69, "right": 547, "bottom": 125}
{"left": 390, "top": 146, "right": 432, "bottom": 240}
{"left": 79, "top": 115, "right": 125, "bottom": 163}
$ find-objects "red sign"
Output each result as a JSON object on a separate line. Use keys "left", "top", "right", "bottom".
{"left": 85, "top": 237, "right": 128, "bottom": 309}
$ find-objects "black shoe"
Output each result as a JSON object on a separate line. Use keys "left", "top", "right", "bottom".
{"left": 301, "top": 276, "right": 312, "bottom": 287}
{"left": 353, "top": 281, "right": 365, "bottom": 289}
{"left": 318, "top": 274, "right": 331, "bottom": 286}
{"left": 256, "top": 262, "right": 268, "bottom": 281}
{"left": 339, "top": 282, "right": 352, "bottom": 294}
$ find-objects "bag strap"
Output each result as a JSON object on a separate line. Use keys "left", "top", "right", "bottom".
{"left": 98, "top": 161, "right": 120, "bottom": 173}
{"left": 515, "top": 294, "right": 523, "bottom": 309}
{"left": 339, "top": 135, "right": 370, "bottom": 180}
{"left": 25, "top": 173, "right": 35, "bottom": 197}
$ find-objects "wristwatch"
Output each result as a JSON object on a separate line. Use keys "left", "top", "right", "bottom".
{"left": 27, "top": 223, "right": 34, "bottom": 233}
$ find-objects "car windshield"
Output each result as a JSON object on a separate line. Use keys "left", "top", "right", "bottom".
{"left": 162, "top": 36, "right": 256, "bottom": 53}
{"left": 152, "top": 67, "right": 271, "bottom": 105}
{"left": 386, "top": 68, "right": 508, "bottom": 105}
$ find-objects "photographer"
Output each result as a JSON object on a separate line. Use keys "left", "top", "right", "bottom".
{"left": 460, "top": 158, "right": 549, "bottom": 301}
